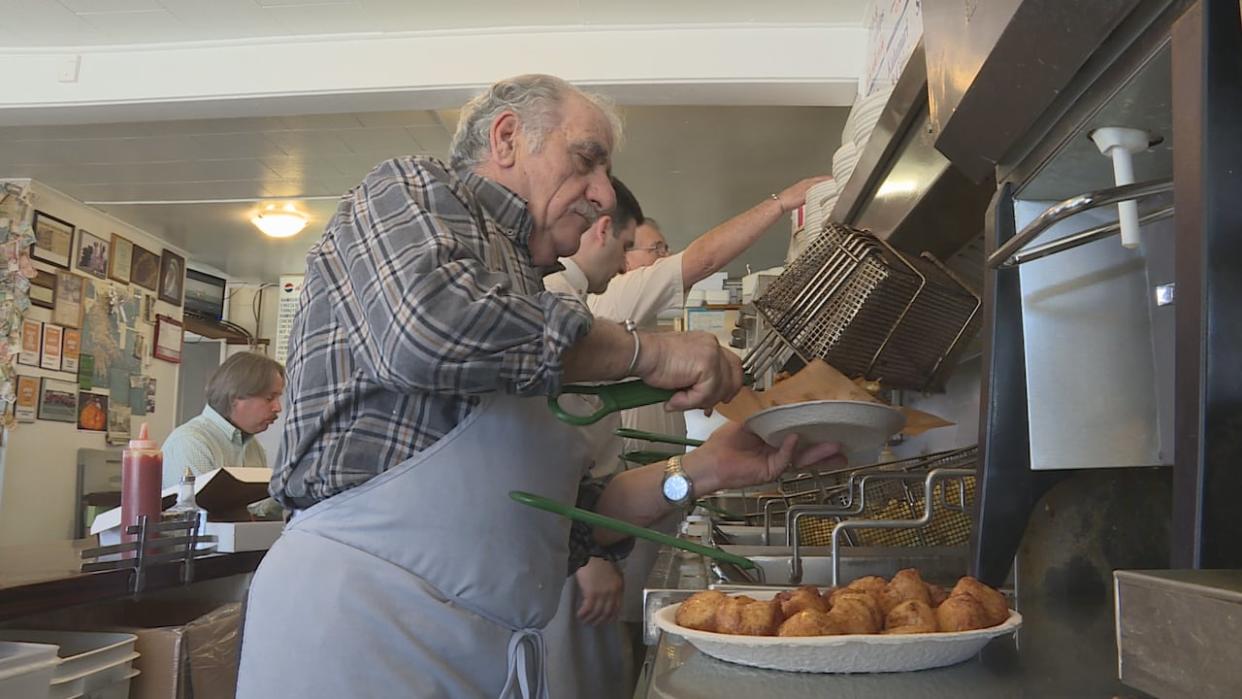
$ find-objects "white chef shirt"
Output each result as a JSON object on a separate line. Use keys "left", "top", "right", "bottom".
{"left": 544, "top": 258, "right": 623, "bottom": 479}
{"left": 587, "top": 252, "right": 685, "bottom": 328}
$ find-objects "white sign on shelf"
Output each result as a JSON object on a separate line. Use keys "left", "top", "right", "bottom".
{"left": 275, "top": 275, "right": 304, "bottom": 365}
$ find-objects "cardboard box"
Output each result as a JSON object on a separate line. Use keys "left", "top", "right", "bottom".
{"left": 93, "top": 600, "right": 242, "bottom": 699}
{"left": 91, "top": 468, "right": 283, "bottom": 553}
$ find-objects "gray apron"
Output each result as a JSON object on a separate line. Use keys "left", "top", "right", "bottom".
{"left": 236, "top": 393, "right": 590, "bottom": 699}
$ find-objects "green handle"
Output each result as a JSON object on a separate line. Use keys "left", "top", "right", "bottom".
{"left": 509, "top": 490, "right": 757, "bottom": 570}
{"left": 619, "top": 450, "right": 682, "bottom": 466}
{"left": 548, "top": 380, "right": 675, "bottom": 426}
{"left": 693, "top": 500, "right": 738, "bottom": 518}
{"left": 614, "top": 428, "right": 704, "bottom": 448}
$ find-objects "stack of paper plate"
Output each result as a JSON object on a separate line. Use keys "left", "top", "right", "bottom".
{"left": 802, "top": 178, "right": 839, "bottom": 242}
{"left": 849, "top": 87, "right": 893, "bottom": 151}
{"left": 832, "top": 141, "right": 860, "bottom": 189}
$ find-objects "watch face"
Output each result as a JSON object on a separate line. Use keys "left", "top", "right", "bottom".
{"left": 663, "top": 475, "right": 691, "bottom": 502}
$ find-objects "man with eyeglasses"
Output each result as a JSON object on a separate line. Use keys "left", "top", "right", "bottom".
{"left": 587, "top": 178, "right": 828, "bottom": 324}
{"left": 580, "top": 177, "right": 831, "bottom": 690}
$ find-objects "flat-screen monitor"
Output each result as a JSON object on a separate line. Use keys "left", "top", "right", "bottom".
{"left": 184, "top": 269, "right": 227, "bottom": 321}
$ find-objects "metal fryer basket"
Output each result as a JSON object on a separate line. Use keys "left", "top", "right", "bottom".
{"left": 748, "top": 222, "right": 982, "bottom": 391}
{"left": 762, "top": 446, "right": 977, "bottom": 548}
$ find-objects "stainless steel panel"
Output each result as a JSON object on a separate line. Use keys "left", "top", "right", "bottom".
{"left": 1115, "top": 569, "right": 1242, "bottom": 698}
{"left": 716, "top": 545, "right": 968, "bottom": 586}
{"left": 1015, "top": 200, "right": 1166, "bottom": 470}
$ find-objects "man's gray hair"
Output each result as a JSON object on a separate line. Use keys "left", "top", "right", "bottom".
{"left": 449, "top": 74, "right": 623, "bottom": 169}
{"left": 206, "top": 352, "right": 285, "bottom": 419}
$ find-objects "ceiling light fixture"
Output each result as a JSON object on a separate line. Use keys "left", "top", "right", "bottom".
{"left": 251, "top": 204, "right": 308, "bottom": 238}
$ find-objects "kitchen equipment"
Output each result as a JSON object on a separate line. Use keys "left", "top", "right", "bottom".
{"left": 745, "top": 223, "right": 981, "bottom": 391}
{"left": 508, "top": 491, "right": 764, "bottom": 583}
{"left": 551, "top": 377, "right": 755, "bottom": 426}
{"left": 653, "top": 591, "right": 1021, "bottom": 674}
{"left": 0, "top": 631, "right": 138, "bottom": 699}
{"left": 744, "top": 399, "right": 905, "bottom": 456}
{"left": 548, "top": 380, "right": 675, "bottom": 426}
{"left": 614, "top": 428, "right": 703, "bottom": 448}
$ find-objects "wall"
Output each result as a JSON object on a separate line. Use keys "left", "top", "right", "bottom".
{"left": 0, "top": 182, "right": 190, "bottom": 546}
{"left": 892, "top": 356, "right": 982, "bottom": 458}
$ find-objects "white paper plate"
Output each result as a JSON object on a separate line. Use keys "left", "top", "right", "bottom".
{"left": 655, "top": 595, "right": 1022, "bottom": 673}
{"left": 744, "top": 400, "right": 904, "bottom": 457}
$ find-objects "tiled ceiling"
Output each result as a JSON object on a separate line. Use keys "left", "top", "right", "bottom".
{"left": 0, "top": 105, "right": 848, "bottom": 280}
{"left": 0, "top": 0, "right": 866, "bottom": 47}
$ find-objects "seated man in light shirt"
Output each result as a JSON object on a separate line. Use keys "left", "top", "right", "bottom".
{"left": 161, "top": 351, "right": 285, "bottom": 487}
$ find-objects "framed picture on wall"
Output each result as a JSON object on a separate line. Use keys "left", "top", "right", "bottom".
{"left": 130, "top": 244, "right": 160, "bottom": 291}
{"left": 31, "top": 211, "right": 74, "bottom": 269}
{"left": 40, "top": 323, "right": 63, "bottom": 371}
{"left": 77, "top": 391, "right": 108, "bottom": 432}
{"left": 158, "top": 250, "right": 185, "bottom": 306}
{"left": 15, "top": 375, "right": 39, "bottom": 423}
{"left": 30, "top": 269, "right": 57, "bottom": 309}
{"left": 154, "top": 314, "right": 183, "bottom": 363}
{"left": 108, "top": 234, "right": 133, "bottom": 284}
{"left": 62, "top": 328, "right": 81, "bottom": 373}
{"left": 74, "top": 229, "right": 109, "bottom": 280}
{"left": 37, "top": 378, "right": 78, "bottom": 423}
{"left": 18, "top": 319, "right": 41, "bottom": 366}
{"left": 53, "top": 271, "right": 85, "bottom": 329}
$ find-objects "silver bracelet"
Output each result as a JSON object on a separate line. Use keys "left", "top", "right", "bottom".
{"left": 623, "top": 319, "right": 641, "bottom": 376}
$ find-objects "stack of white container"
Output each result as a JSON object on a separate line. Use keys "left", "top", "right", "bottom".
{"left": 831, "top": 86, "right": 895, "bottom": 195}
{"left": 0, "top": 630, "right": 139, "bottom": 699}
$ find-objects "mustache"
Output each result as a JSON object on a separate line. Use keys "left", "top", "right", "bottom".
{"left": 570, "top": 200, "right": 602, "bottom": 224}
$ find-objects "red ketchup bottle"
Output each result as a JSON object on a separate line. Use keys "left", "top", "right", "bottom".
{"left": 121, "top": 423, "right": 164, "bottom": 555}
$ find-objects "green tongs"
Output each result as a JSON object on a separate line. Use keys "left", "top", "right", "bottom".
{"left": 548, "top": 380, "right": 676, "bottom": 426}
{"left": 509, "top": 490, "right": 759, "bottom": 575}
{"left": 549, "top": 377, "right": 752, "bottom": 426}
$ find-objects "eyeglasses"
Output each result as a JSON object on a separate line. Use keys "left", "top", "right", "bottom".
{"left": 630, "top": 242, "right": 670, "bottom": 257}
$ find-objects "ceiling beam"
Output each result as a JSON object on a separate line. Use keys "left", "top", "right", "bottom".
{"left": 0, "top": 24, "right": 864, "bottom": 125}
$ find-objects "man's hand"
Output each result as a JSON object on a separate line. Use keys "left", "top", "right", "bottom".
{"left": 575, "top": 557, "right": 624, "bottom": 625}
{"left": 683, "top": 421, "right": 845, "bottom": 494}
{"left": 776, "top": 175, "right": 834, "bottom": 214}
{"left": 634, "top": 331, "right": 743, "bottom": 413}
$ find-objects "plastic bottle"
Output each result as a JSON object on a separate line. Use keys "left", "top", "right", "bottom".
{"left": 121, "top": 423, "right": 163, "bottom": 554}
{"left": 163, "top": 468, "right": 202, "bottom": 527}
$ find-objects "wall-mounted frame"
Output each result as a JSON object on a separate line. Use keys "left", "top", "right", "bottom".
{"left": 153, "top": 314, "right": 183, "bottom": 363}
{"left": 30, "top": 211, "right": 74, "bottom": 269}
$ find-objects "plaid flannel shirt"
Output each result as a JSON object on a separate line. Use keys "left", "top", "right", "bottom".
{"left": 271, "top": 156, "right": 630, "bottom": 570}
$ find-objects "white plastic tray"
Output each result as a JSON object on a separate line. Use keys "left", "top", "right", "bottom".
{"left": 654, "top": 591, "right": 1022, "bottom": 673}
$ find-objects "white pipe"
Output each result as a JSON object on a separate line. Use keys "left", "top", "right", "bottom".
{"left": 1090, "top": 127, "right": 1151, "bottom": 249}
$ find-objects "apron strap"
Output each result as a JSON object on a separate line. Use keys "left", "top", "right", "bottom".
{"left": 499, "top": 628, "right": 548, "bottom": 699}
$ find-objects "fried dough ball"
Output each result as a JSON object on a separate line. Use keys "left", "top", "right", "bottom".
{"left": 716, "top": 596, "right": 783, "bottom": 636}
{"left": 827, "top": 593, "right": 882, "bottom": 634}
{"left": 950, "top": 576, "right": 1009, "bottom": 627}
{"left": 925, "top": 582, "right": 950, "bottom": 608}
{"left": 880, "top": 568, "right": 932, "bottom": 614}
{"left": 675, "top": 590, "right": 726, "bottom": 632}
{"left": 777, "top": 586, "right": 828, "bottom": 618}
{"left": 778, "top": 609, "right": 842, "bottom": 637}
{"left": 883, "top": 599, "right": 938, "bottom": 634}
{"left": 935, "top": 594, "right": 990, "bottom": 632}
{"left": 847, "top": 576, "right": 888, "bottom": 596}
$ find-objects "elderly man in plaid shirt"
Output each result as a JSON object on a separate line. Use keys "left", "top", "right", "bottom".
{"left": 237, "top": 74, "right": 840, "bottom": 699}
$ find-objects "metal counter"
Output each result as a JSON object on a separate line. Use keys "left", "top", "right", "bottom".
{"left": 635, "top": 541, "right": 1152, "bottom": 699}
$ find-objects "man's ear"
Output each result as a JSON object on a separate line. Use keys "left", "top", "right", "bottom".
{"left": 489, "top": 111, "right": 521, "bottom": 167}
{"left": 594, "top": 215, "right": 614, "bottom": 243}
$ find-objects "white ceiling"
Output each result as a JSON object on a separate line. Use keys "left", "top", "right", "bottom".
{"left": 1, "top": 1, "right": 859, "bottom": 281}
{"left": 0, "top": 0, "right": 866, "bottom": 47}
{"left": 0, "top": 105, "right": 847, "bottom": 280}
